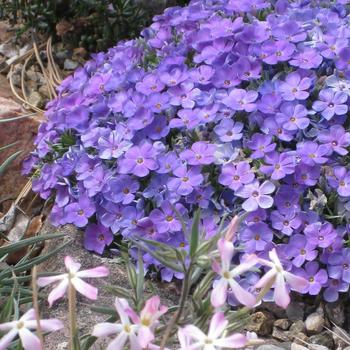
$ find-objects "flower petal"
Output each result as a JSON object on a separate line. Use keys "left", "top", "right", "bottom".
{"left": 76, "top": 266, "right": 109, "bottom": 278}
{"left": 64, "top": 256, "right": 81, "bottom": 273}
{"left": 40, "top": 319, "right": 64, "bottom": 332}
{"left": 106, "top": 332, "right": 128, "bottom": 350}
{"left": 181, "top": 325, "right": 206, "bottom": 342}
{"left": 92, "top": 322, "right": 122, "bottom": 337}
{"left": 0, "top": 328, "right": 18, "bottom": 350}
{"left": 37, "top": 275, "right": 66, "bottom": 288}
{"left": 138, "top": 325, "right": 154, "bottom": 348}
{"left": 274, "top": 273, "right": 290, "bottom": 309}
{"left": 214, "top": 333, "right": 248, "bottom": 348}
{"left": 210, "top": 278, "right": 228, "bottom": 308}
{"left": 71, "top": 277, "right": 98, "bottom": 300}
{"left": 228, "top": 279, "right": 257, "bottom": 307}
{"left": 284, "top": 271, "right": 309, "bottom": 292}
{"left": 217, "top": 238, "right": 234, "bottom": 271}
{"left": 19, "top": 328, "right": 41, "bottom": 350}
{"left": 48, "top": 279, "right": 69, "bottom": 307}
{"left": 208, "top": 312, "right": 228, "bottom": 339}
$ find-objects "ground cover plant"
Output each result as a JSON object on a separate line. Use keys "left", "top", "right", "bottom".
{"left": 24, "top": 0, "right": 350, "bottom": 304}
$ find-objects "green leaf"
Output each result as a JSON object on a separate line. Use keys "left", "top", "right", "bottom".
{"left": 0, "top": 113, "right": 35, "bottom": 123}
{"left": 103, "top": 285, "right": 131, "bottom": 299}
{"left": 0, "top": 141, "right": 20, "bottom": 152}
{"left": 136, "top": 249, "right": 144, "bottom": 306}
{"left": 189, "top": 209, "right": 200, "bottom": 258}
{"left": 0, "top": 292, "right": 14, "bottom": 322}
{"left": 0, "top": 150, "right": 22, "bottom": 176}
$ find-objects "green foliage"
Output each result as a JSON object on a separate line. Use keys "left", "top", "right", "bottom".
{"left": 0, "top": 0, "right": 189, "bottom": 52}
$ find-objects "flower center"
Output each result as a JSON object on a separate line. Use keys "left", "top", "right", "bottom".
{"left": 340, "top": 180, "right": 345, "bottom": 186}
{"left": 155, "top": 103, "right": 162, "bottom": 109}
{"left": 17, "top": 321, "right": 24, "bottom": 330}
{"left": 318, "top": 235, "right": 324, "bottom": 241}
{"left": 123, "top": 188, "right": 130, "bottom": 194}
{"left": 166, "top": 215, "right": 173, "bottom": 222}
{"left": 182, "top": 177, "right": 189, "bottom": 182}
{"left": 344, "top": 264, "right": 349, "bottom": 270}
{"left": 275, "top": 164, "right": 281, "bottom": 170}
{"left": 223, "top": 271, "right": 230, "bottom": 279}
{"left": 78, "top": 210, "right": 84, "bottom": 216}
{"left": 252, "top": 191, "right": 259, "bottom": 197}
{"left": 332, "top": 141, "right": 338, "bottom": 146}
{"left": 224, "top": 79, "right": 231, "bottom": 85}
{"left": 309, "top": 276, "right": 314, "bottom": 282}
{"left": 292, "top": 88, "right": 297, "bottom": 92}
{"left": 290, "top": 117, "right": 296, "bottom": 122}
{"left": 137, "top": 157, "right": 144, "bottom": 164}
{"left": 255, "top": 234, "right": 260, "bottom": 240}
{"left": 205, "top": 338, "right": 213, "bottom": 344}
{"left": 124, "top": 325, "right": 131, "bottom": 333}
{"left": 283, "top": 220, "right": 289, "bottom": 226}
{"left": 142, "top": 318, "right": 151, "bottom": 327}
{"left": 98, "top": 234, "right": 105, "bottom": 241}
{"left": 328, "top": 103, "right": 334, "bottom": 108}
{"left": 195, "top": 154, "right": 202, "bottom": 159}
{"left": 233, "top": 175, "right": 240, "bottom": 181}
{"left": 300, "top": 249, "right": 306, "bottom": 255}
{"left": 179, "top": 242, "right": 185, "bottom": 247}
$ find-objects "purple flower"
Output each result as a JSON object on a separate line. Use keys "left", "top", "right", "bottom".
{"left": 236, "top": 180, "right": 275, "bottom": 212}
{"left": 167, "top": 166, "right": 204, "bottom": 196}
{"left": 290, "top": 49, "right": 322, "bottom": 69}
{"left": 119, "top": 142, "right": 158, "bottom": 177}
{"left": 323, "top": 278, "right": 349, "bottom": 302}
{"left": 260, "top": 152, "right": 295, "bottom": 180}
{"left": 180, "top": 141, "right": 216, "bottom": 165}
{"left": 296, "top": 141, "right": 330, "bottom": 166}
{"left": 276, "top": 103, "right": 309, "bottom": 130}
{"left": 304, "top": 222, "right": 337, "bottom": 248}
{"left": 65, "top": 196, "right": 96, "bottom": 227}
{"left": 286, "top": 234, "right": 318, "bottom": 267}
{"left": 318, "top": 125, "right": 350, "bottom": 155}
{"left": 327, "top": 166, "right": 350, "bottom": 197}
{"left": 279, "top": 72, "right": 311, "bottom": 101}
{"left": 260, "top": 40, "right": 295, "bottom": 64}
{"left": 145, "top": 115, "right": 170, "bottom": 140}
{"left": 84, "top": 223, "right": 113, "bottom": 254}
{"left": 149, "top": 201, "right": 185, "bottom": 233}
{"left": 246, "top": 134, "right": 276, "bottom": 159}
{"left": 105, "top": 175, "right": 139, "bottom": 205}
{"left": 271, "top": 210, "right": 301, "bottom": 236}
{"left": 168, "top": 82, "right": 200, "bottom": 109}
{"left": 214, "top": 119, "right": 243, "bottom": 142}
{"left": 169, "top": 109, "right": 200, "bottom": 129}
{"left": 135, "top": 74, "right": 165, "bottom": 95}
{"left": 312, "top": 89, "right": 348, "bottom": 120}
{"left": 328, "top": 248, "right": 350, "bottom": 283}
{"left": 156, "top": 152, "right": 181, "bottom": 174}
{"left": 240, "top": 223, "right": 273, "bottom": 252}
{"left": 294, "top": 262, "right": 328, "bottom": 295}
{"left": 218, "top": 161, "right": 255, "bottom": 191}
{"left": 186, "top": 186, "right": 214, "bottom": 208}
{"left": 223, "top": 89, "right": 258, "bottom": 112}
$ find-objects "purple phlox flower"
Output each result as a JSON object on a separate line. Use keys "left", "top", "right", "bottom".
{"left": 76, "top": 154, "right": 100, "bottom": 181}
{"left": 336, "top": 47, "right": 350, "bottom": 71}
{"left": 104, "top": 175, "right": 139, "bottom": 205}
{"left": 271, "top": 210, "right": 301, "bottom": 236}
{"left": 149, "top": 201, "right": 185, "bottom": 233}
{"left": 257, "top": 92, "right": 282, "bottom": 115}
{"left": 234, "top": 56, "right": 261, "bottom": 81}
{"left": 190, "top": 65, "right": 215, "bottom": 85}
{"left": 135, "top": 217, "right": 163, "bottom": 241}
{"left": 326, "top": 166, "right": 350, "bottom": 197}
{"left": 167, "top": 165, "right": 204, "bottom": 196}
{"left": 168, "top": 82, "right": 201, "bottom": 109}
{"left": 83, "top": 71, "right": 112, "bottom": 96}
{"left": 135, "top": 73, "right": 165, "bottom": 95}
{"left": 296, "top": 141, "right": 330, "bottom": 165}
{"left": 246, "top": 133, "right": 276, "bottom": 159}
{"left": 304, "top": 222, "right": 337, "bottom": 248}
{"left": 312, "top": 88, "right": 348, "bottom": 120}
{"left": 255, "top": 249, "right": 309, "bottom": 308}
{"left": 65, "top": 195, "right": 96, "bottom": 227}
{"left": 262, "top": 117, "right": 294, "bottom": 142}
{"left": 120, "top": 206, "right": 145, "bottom": 237}
{"left": 279, "top": 72, "right": 311, "bottom": 101}
{"left": 240, "top": 223, "right": 273, "bottom": 252}
{"left": 211, "top": 238, "right": 257, "bottom": 307}
{"left": 294, "top": 164, "right": 321, "bottom": 187}
{"left": 196, "top": 104, "right": 220, "bottom": 124}
{"left": 81, "top": 126, "right": 110, "bottom": 148}
{"left": 118, "top": 142, "right": 158, "bottom": 177}
{"left": 180, "top": 141, "right": 216, "bottom": 165}
{"left": 194, "top": 38, "right": 234, "bottom": 65}
{"left": 323, "top": 278, "right": 349, "bottom": 302}
{"left": 127, "top": 108, "right": 154, "bottom": 130}
{"left": 259, "top": 40, "right": 295, "bottom": 64}
{"left": 97, "top": 202, "right": 124, "bottom": 234}
{"left": 108, "top": 91, "right": 128, "bottom": 113}
{"left": 245, "top": 208, "right": 267, "bottom": 226}
{"left": 212, "top": 65, "right": 240, "bottom": 88}
{"left": 83, "top": 165, "right": 110, "bottom": 197}
{"left": 156, "top": 151, "right": 181, "bottom": 174}
{"left": 84, "top": 223, "right": 113, "bottom": 254}
{"left": 159, "top": 68, "right": 188, "bottom": 87}
{"left": 325, "top": 75, "right": 350, "bottom": 96}
{"left": 273, "top": 20, "right": 306, "bottom": 43}
{"left": 295, "top": 262, "right": 328, "bottom": 295}
{"left": 145, "top": 115, "right": 170, "bottom": 140}
{"left": 143, "top": 174, "right": 174, "bottom": 206}
{"left": 187, "top": 186, "right": 214, "bottom": 209}
{"left": 286, "top": 234, "right": 318, "bottom": 267}
{"left": 318, "top": 35, "right": 348, "bottom": 59}
{"left": 214, "top": 119, "right": 243, "bottom": 142}
{"left": 276, "top": 102, "right": 309, "bottom": 131}
{"left": 318, "top": 124, "right": 350, "bottom": 155}
{"left": 223, "top": 88, "right": 258, "bottom": 112}
{"left": 145, "top": 92, "right": 170, "bottom": 113}
{"left": 236, "top": 180, "right": 275, "bottom": 212}
{"left": 218, "top": 161, "right": 255, "bottom": 191}
{"left": 214, "top": 143, "right": 239, "bottom": 165}
{"left": 260, "top": 151, "right": 295, "bottom": 180}
{"left": 274, "top": 186, "right": 300, "bottom": 214}
{"left": 327, "top": 248, "right": 350, "bottom": 284}
{"left": 290, "top": 49, "right": 323, "bottom": 69}
{"left": 169, "top": 109, "right": 201, "bottom": 129}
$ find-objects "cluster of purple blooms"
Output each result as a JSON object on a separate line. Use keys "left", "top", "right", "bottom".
{"left": 25, "top": 0, "right": 350, "bottom": 301}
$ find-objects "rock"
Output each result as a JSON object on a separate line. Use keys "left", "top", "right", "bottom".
{"left": 286, "top": 302, "right": 305, "bottom": 321}
{"left": 257, "top": 345, "right": 285, "bottom": 350}
{"left": 28, "top": 91, "right": 44, "bottom": 108}
{"left": 262, "top": 302, "right": 287, "bottom": 319}
{"left": 0, "top": 21, "right": 13, "bottom": 42}
{"left": 305, "top": 312, "right": 325, "bottom": 334}
{"left": 274, "top": 319, "right": 291, "bottom": 330}
{"left": 291, "top": 344, "right": 308, "bottom": 350}
{"left": 331, "top": 326, "right": 350, "bottom": 349}
{"left": 290, "top": 320, "right": 306, "bottom": 334}
{"left": 64, "top": 58, "right": 79, "bottom": 70}
{"left": 272, "top": 327, "right": 291, "bottom": 342}
{"left": 245, "top": 311, "right": 274, "bottom": 336}
{"left": 309, "top": 346, "right": 329, "bottom": 350}
{"left": 325, "top": 300, "right": 345, "bottom": 326}
{"left": 308, "top": 332, "right": 334, "bottom": 349}
{"left": 72, "top": 47, "right": 88, "bottom": 63}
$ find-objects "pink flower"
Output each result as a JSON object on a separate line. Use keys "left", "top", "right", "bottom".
{"left": 92, "top": 298, "right": 140, "bottom": 350}
{"left": 255, "top": 248, "right": 309, "bottom": 308}
{"left": 0, "top": 308, "right": 63, "bottom": 350}
{"left": 211, "top": 238, "right": 257, "bottom": 308}
{"left": 37, "top": 256, "right": 109, "bottom": 306}
{"left": 178, "top": 312, "right": 248, "bottom": 350}
{"left": 125, "top": 296, "right": 168, "bottom": 348}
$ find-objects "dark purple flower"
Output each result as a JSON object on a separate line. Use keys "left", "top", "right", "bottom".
{"left": 240, "top": 223, "right": 273, "bottom": 252}
{"left": 65, "top": 196, "right": 96, "bottom": 227}
{"left": 84, "top": 223, "right": 113, "bottom": 254}
{"left": 304, "top": 222, "right": 337, "bottom": 248}
{"left": 271, "top": 210, "right": 301, "bottom": 236}
{"left": 286, "top": 234, "right": 318, "bottom": 267}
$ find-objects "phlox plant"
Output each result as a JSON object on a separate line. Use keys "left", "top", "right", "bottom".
{"left": 24, "top": 0, "right": 350, "bottom": 302}
{"left": 0, "top": 216, "right": 308, "bottom": 349}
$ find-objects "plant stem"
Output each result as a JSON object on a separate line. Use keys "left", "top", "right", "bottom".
{"left": 160, "top": 264, "right": 193, "bottom": 350}
{"left": 68, "top": 281, "right": 77, "bottom": 350}
{"left": 32, "top": 266, "right": 44, "bottom": 349}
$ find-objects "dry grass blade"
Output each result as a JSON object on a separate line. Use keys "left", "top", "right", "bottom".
{"left": 46, "top": 36, "right": 62, "bottom": 86}
{"left": 21, "top": 54, "right": 34, "bottom": 106}
{"left": 324, "top": 323, "right": 350, "bottom": 345}
{"left": 8, "top": 66, "right": 44, "bottom": 113}
{"left": 15, "top": 180, "right": 32, "bottom": 206}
